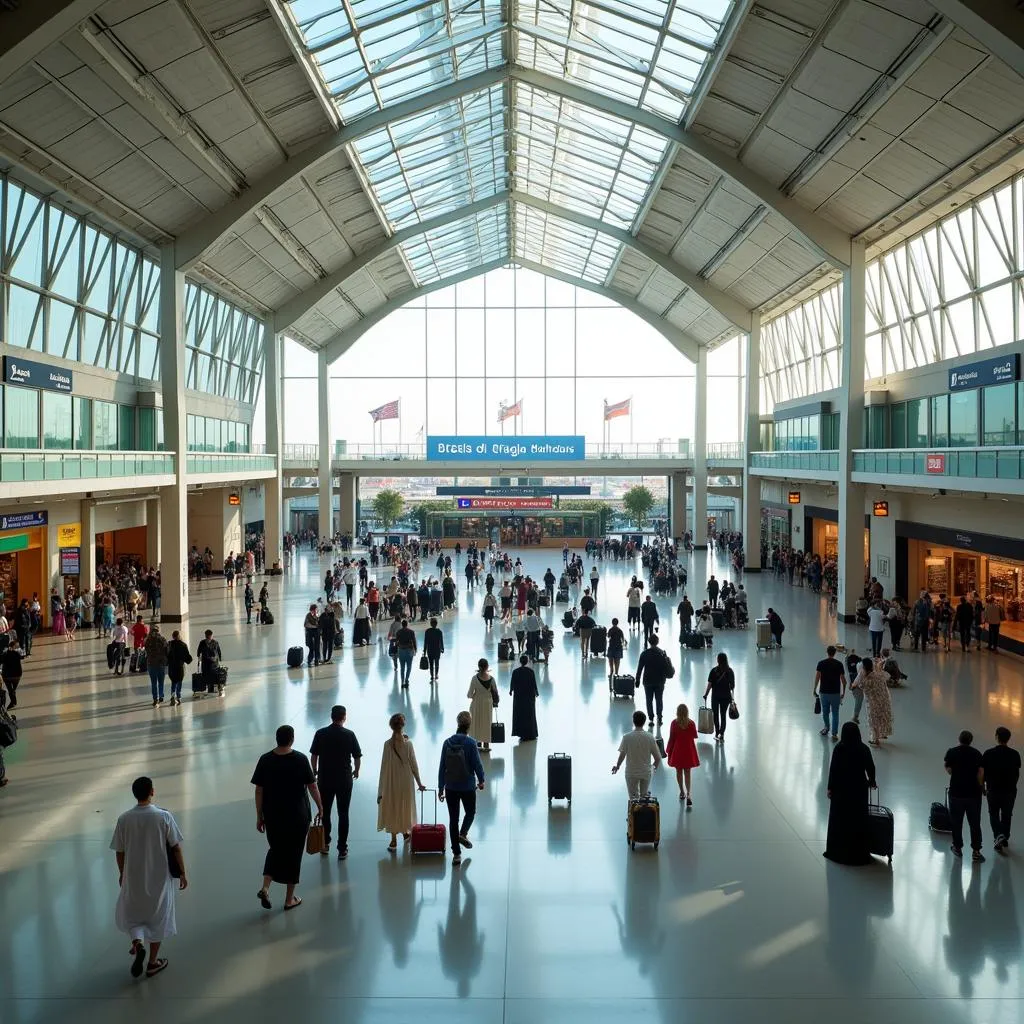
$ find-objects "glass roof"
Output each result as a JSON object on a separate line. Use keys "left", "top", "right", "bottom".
{"left": 284, "top": 0, "right": 733, "bottom": 287}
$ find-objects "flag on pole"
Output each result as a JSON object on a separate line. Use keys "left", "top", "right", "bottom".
{"left": 369, "top": 399, "right": 400, "bottom": 422}
{"left": 604, "top": 397, "right": 631, "bottom": 421}
{"left": 497, "top": 399, "right": 523, "bottom": 423}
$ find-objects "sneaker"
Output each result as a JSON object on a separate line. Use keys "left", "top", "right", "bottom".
{"left": 459, "top": 835, "right": 473, "bottom": 849}
{"left": 995, "top": 836, "right": 1007, "bottom": 852}
{"left": 831, "top": 733, "right": 838, "bottom": 741}
{"left": 339, "top": 847, "right": 348, "bottom": 860}
{"left": 686, "top": 797, "right": 693, "bottom": 808}
{"left": 972, "top": 850, "right": 985, "bottom": 863}
{"left": 951, "top": 845, "right": 963, "bottom": 858}
{"left": 820, "top": 727, "right": 829, "bottom": 735}
{"left": 452, "top": 854, "right": 462, "bottom": 865}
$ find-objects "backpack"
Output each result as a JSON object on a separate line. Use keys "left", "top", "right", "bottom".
{"left": 443, "top": 738, "right": 470, "bottom": 787}
{"left": 662, "top": 650, "right": 675, "bottom": 679}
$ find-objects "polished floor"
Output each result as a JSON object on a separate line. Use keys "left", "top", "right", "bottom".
{"left": 1, "top": 545, "right": 1022, "bottom": 1024}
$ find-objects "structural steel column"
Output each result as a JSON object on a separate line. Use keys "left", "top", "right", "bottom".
{"left": 742, "top": 317, "right": 762, "bottom": 571}
{"left": 317, "top": 350, "right": 333, "bottom": 540}
{"left": 693, "top": 347, "right": 708, "bottom": 547}
{"left": 838, "top": 242, "right": 867, "bottom": 623}
{"left": 80, "top": 499, "right": 96, "bottom": 591}
{"left": 339, "top": 474, "right": 357, "bottom": 536}
{"left": 264, "top": 322, "right": 283, "bottom": 570}
{"left": 669, "top": 471, "right": 687, "bottom": 540}
{"left": 146, "top": 498, "right": 161, "bottom": 569}
{"left": 158, "top": 245, "right": 189, "bottom": 623}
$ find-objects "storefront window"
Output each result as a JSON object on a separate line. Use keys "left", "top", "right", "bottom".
{"left": 93, "top": 400, "right": 117, "bottom": 450}
{"left": 118, "top": 405, "right": 135, "bottom": 450}
{"left": 949, "top": 390, "right": 978, "bottom": 446}
{"left": 907, "top": 398, "right": 928, "bottom": 447}
{"left": 5, "top": 387, "right": 39, "bottom": 447}
{"left": 931, "top": 395, "right": 949, "bottom": 446}
{"left": 42, "top": 392, "right": 72, "bottom": 449}
{"left": 73, "top": 397, "right": 92, "bottom": 449}
{"left": 983, "top": 384, "right": 1015, "bottom": 445}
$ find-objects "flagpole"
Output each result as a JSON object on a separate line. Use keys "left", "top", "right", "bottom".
{"left": 398, "top": 398, "right": 402, "bottom": 449}
{"left": 629, "top": 395, "right": 633, "bottom": 449}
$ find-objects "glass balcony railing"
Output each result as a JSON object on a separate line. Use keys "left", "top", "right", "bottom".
{"left": 750, "top": 450, "right": 840, "bottom": 472}
{"left": 853, "top": 448, "right": 1024, "bottom": 479}
{"left": 186, "top": 453, "right": 277, "bottom": 475}
{"left": 0, "top": 449, "right": 175, "bottom": 482}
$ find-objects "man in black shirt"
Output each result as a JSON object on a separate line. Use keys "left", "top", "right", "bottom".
{"left": 813, "top": 646, "right": 846, "bottom": 739}
{"left": 635, "top": 634, "right": 673, "bottom": 726}
{"left": 982, "top": 727, "right": 1020, "bottom": 852}
{"left": 310, "top": 705, "right": 362, "bottom": 860}
{"left": 944, "top": 729, "right": 985, "bottom": 862}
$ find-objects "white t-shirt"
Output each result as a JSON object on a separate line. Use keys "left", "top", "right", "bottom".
{"left": 627, "top": 587, "right": 642, "bottom": 608}
{"left": 618, "top": 729, "right": 661, "bottom": 775}
{"left": 112, "top": 623, "right": 129, "bottom": 644}
{"left": 867, "top": 606, "right": 885, "bottom": 631}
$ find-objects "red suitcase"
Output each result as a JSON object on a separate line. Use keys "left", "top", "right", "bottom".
{"left": 410, "top": 789, "right": 447, "bottom": 855}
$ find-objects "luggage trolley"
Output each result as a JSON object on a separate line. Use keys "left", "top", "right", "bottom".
{"left": 755, "top": 618, "right": 774, "bottom": 652}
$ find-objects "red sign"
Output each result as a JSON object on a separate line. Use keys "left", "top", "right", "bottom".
{"left": 457, "top": 497, "right": 553, "bottom": 510}
{"left": 926, "top": 454, "right": 946, "bottom": 474}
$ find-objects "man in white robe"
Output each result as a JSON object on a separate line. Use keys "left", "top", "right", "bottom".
{"left": 110, "top": 776, "right": 187, "bottom": 978}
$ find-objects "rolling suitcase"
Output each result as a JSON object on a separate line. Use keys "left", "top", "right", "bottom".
{"left": 712, "top": 610, "right": 725, "bottom": 629}
{"left": 191, "top": 672, "right": 206, "bottom": 695}
{"left": 697, "top": 704, "right": 714, "bottom": 734}
{"left": 929, "top": 790, "right": 952, "bottom": 832}
{"left": 498, "top": 639, "right": 514, "bottom": 661}
{"left": 556, "top": 586, "right": 569, "bottom": 603}
{"left": 628, "top": 796, "right": 660, "bottom": 850}
{"left": 261, "top": 608, "right": 274, "bottom": 625}
{"left": 287, "top": 647, "right": 303, "bottom": 668}
{"left": 611, "top": 674, "right": 636, "bottom": 699}
{"left": 410, "top": 789, "right": 446, "bottom": 855}
{"left": 685, "top": 632, "right": 705, "bottom": 650}
{"left": 868, "top": 790, "right": 895, "bottom": 864}
{"left": 538, "top": 592, "right": 550, "bottom": 607}
{"left": 755, "top": 618, "right": 773, "bottom": 650}
{"left": 548, "top": 753, "right": 572, "bottom": 804}
{"left": 106, "top": 643, "right": 117, "bottom": 670}
{"left": 590, "top": 626, "right": 607, "bottom": 656}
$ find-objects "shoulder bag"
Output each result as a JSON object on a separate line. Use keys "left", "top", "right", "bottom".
{"left": 0, "top": 705, "right": 17, "bottom": 747}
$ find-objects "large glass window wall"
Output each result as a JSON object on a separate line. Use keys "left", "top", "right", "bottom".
{"left": 186, "top": 414, "right": 250, "bottom": 453}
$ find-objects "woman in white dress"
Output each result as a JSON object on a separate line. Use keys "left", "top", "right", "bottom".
{"left": 377, "top": 713, "right": 426, "bottom": 851}
{"left": 467, "top": 658, "right": 499, "bottom": 752}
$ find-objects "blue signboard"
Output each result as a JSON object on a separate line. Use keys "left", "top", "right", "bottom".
{"left": 949, "top": 354, "right": 1020, "bottom": 391}
{"left": 3, "top": 356, "right": 73, "bottom": 393}
{"left": 0, "top": 511, "right": 48, "bottom": 531}
{"left": 436, "top": 486, "right": 591, "bottom": 497}
{"left": 426, "top": 435, "right": 586, "bottom": 461}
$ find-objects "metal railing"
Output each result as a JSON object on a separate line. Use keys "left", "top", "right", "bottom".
{"left": 750, "top": 450, "right": 840, "bottom": 472}
{"left": 186, "top": 453, "right": 277, "bottom": 475}
{"left": 853, "top": 447, "right": 1024, "bottom": 479}
{"left": 0, "top": 449, "right": 175, "bottom": 482}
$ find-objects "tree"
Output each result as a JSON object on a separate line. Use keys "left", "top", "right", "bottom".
{"left": 622, "top": 485, "right": 655, "bottom": 529}
{"left": 372, "top": 489, "right": 405, "bottom": 535}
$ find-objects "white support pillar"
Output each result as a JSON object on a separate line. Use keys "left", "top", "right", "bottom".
{"left": 80, "top": 499, "right": 96, "bottom": 591}
{"left": 158, "top": 245, "right": 189, "bottom": 623}
{"left": 669, "top": 471, "right": 686, "bottom": 540}
{"left": 317, "top": 349, "right": 333, "bottom": 540}
{"left": 339, "top": 474, "right": 357, "bottom": 536}
{"left": 145, "top": 498, "right": 161, "bottom": 569}
{"left": 742, "top": 316, "right": 762, "bottom": 571}
{"left": 838, "top": 241, "right": 867, "bottom": 624}
{"left": 693, "top": 346, "right": 708, "bottom": 547}
{"left": 264, "top": 322, "right": 283, "bottom": 571}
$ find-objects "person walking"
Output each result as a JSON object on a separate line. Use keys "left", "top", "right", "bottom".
{"left": 867, "top": 601, "right": 885, "bottom": 658}
{"left": 576, "top": 609, "right": 595, "bottom": 659}
{"left": 395, "top": 618, "right": 417, "bottom": 688}
{"left": 377, "top": 712, "right": 425, "bottom": 851}
{"left": 243, "top": 582, "right": 255, "bottom": 624}
{"left": 982, "top": 727, "right": 1020, "bottom": 853}
{"left": 143, "top": 625, "right": 169, "bottom": 708}
{"left": 707, "top": 575, "right": 720, "bottom": 609}
{"left": 983, "top": 595, "right": 1005, "bottom": 651}
{"left": 677, "top": 595, "right": 694, "bottom": 636}
{"left": 944, "top": 729, "right": 986, "bottom": 863}
{"left": 423, "top": 617, "right": 444, "bottom": 682}
{"left": 590, "top": 565, "right": 600, "bottom": 599}
{"left": 0, "top": 639, "right": 24, "bottom": 710}
{"left": 166, "top": 630, "right": 191, "bottom": 706}
{"left": 110, "top": 776, "right": 187, "bottom": 979}
{"left": 814, "top": 645, "right": 847, "bottom": 740}
{"left": 823, "top": 722, "right": 877, "bottom": 865}
{"left": 702, "top": 652, "right": 735, "bottom": 743}
{"left": 482, "top": 590, "right": 497, "bottom": 628}
{"left": 626, "top": 582, "right": 642, "bottom": 632}
{"left": 252, "top": 725, "right": 323, "bottom": 911}
{"left": 640, "top": 595, "right": 660, "bottom": 648}
{"left": 766, "top": 607, "right": 785, "bottom": 647}
{"left": 509, "top": 654, "right": 539, "bottom": 742}
{"left": 666, "top": 703, "right": 699, "bottom": 806}
{"left": 467, "top": 660, "right": 498, "bottom": 752}
{"left": 353, "top": 597, "right": 371, "bottom": 646}
{"left": 319, "top": 604, "right": 337, "bottom": 664}
{"left": 310, "top": 705, "right": 361, "bottom": 860}
{"left": 886, "top": 599, "right": 904, "bottom": 650}
{"left": 543, "top": 568, "right": 556, "bottom": 604}
{"left": 954, "top": 596, "right": 974, "bottom": 653}
{"left": 111, "top": 618, "right": 129, "bottom": 676}
{"left": 303, "top": 605, "right": 321, "bottom": 667}
{"left": 612, "top": 710, "right": 662, "bottom": 798}
{"left": 859, "top": 657, "right": 894, "bottom": 745}
{"left": 523, "top": 607, "right": 543, "bottom": 662}
{"left": 438, "top": 710, "right": 486, "bottom": 865}
{"left": 635, "top": 634, "right": 674, "bottom": 727}
{"left": 196, "top": 630, "right": 224, "bottom": 695}
{"left": 607, "top": 617, "right": 625, "bottom": 680}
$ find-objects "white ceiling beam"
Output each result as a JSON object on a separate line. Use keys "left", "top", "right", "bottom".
{"left": 0, "top": 0, "right": 105, "bottom": 85}
{"left": 926, "top": 0, "right": 1024, "bottom": 79}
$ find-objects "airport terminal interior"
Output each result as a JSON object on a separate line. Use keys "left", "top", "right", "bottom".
{"left": 2, "top": 0, "right": 1024, "bottom": 1021}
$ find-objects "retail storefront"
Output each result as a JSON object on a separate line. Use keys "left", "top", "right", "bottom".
{"left": 804, "top": 505, "right": 871, "bottom": 585}
{"left": 425, "top": 510, "right": 601, "bottom": 545}
{"left": 95, "top": 526, "right": 148, "bottom": 570}
{"left": 760, "top": 504, "right": 792, "bottom": 555}
{"left": 0, "top": 512, "right": 48, "bottom": 616}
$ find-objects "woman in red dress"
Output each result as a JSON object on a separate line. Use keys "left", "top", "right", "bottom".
{"left": 666, "top": 703, "right": 700, "bottom": 807}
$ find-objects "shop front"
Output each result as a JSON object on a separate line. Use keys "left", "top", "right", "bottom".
{"left": 426, "top": 510, "right": 601, "bottom": 545}
{"left": 0, "top": 512, "right": 48, "bottom": 618}
{"left": 804, "top": 506, "right": 871, "bottom": 586}
{"left": 760, "top": 504, "right": 792, "bottom": 557}
{"left": 95, "top": 526, "right": 148, "bottom": 571}
{"left": 897, "top": 521, "right": 1024, "bottom": 653}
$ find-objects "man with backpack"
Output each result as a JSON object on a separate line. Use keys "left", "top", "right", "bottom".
{"left": 437, "top": 711, "right": 486, "bottom": 865}
{"left": 634, "top": 634, "right": 675, "bottom": 727}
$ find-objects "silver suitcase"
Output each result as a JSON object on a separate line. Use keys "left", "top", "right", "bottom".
{"left": 755, "top": 618, "right": 773, "bottom": 651}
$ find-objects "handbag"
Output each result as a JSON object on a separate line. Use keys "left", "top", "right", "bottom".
{"left": 306, "top": 814, "right": 326, "bottom": 855}
{"left": 728, "top": 700, "right": 739, "bottom": 720}
{"left": 388, "top": 639, "right": 397, "bottom": 658}
{"left": 419, "top": 654, "right": 429, "bottom": 671}
{"left": 0, "top": 705, "right": 17, "bottom": 747}
{"left": 814, "top": 694, "right": 821, "bottom": 716}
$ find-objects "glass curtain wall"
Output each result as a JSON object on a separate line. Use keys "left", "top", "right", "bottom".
{"left": 280, "top": 267, "right": 743, "bottom": 448}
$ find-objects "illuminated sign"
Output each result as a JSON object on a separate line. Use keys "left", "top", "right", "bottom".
{"left": 872, "top": 501, "right": 889, "bottom": 517}
{"left": 926, "top": 454, "right": 946, "bottom": 474}
{"left": 228, "top": 492, "right": 241, "bottom": 506}
{"left": 787, "top": 491, "right": 801, "bottom": 505}
{"left": 456, "top": 497, "right": 554, "bottom": 510}
{"left": 57, "top": 522, "right": 82, "bottom": 547}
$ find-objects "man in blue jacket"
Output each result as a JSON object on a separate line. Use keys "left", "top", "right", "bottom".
{"left": 438, "top": 711, "right": 486, "bottom": 864}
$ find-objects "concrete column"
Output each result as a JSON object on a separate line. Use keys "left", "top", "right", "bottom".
{"left": 264, "top": 322, "right": 283, "bottom": 570}
{"left": 742, "top": 316, "right": 762, "bottom": 571}
{"left": 145, "top": 498, "right": 161, "bottom": 568}
{"left": 80, "top": 499, "right": 96, "bottom": 590}
{"left": 317, "top": 349, "right": 333, "bottom": 540}
{"left": 838, "top": 241, "right": 867, "bottom": 624}
{"left": 669, "top": 471, "right": 686, "bottom": 540}
{"left": 339, "top": 473, "right": 357, "bottom": 536}
{"left": 693, "top": 346, "right": 708, "bottom": 547}
{"left": 158, "top": 244, "right": 188, "bottom": 623}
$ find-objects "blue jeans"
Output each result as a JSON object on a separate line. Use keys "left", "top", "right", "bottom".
{"left": 397, "top": 648, "right": 414, "bottom": 683}
{"left": 148, "top": 665, "right": 166, "bottom": 701}
{"left": 870, "top": 630, "right": 883, "bottom": 657}
{"left": 169, "top": 676, "right": 182, "bottom": 700}
{"left": 820, "top": 692, "right": 840, "bottom": 735}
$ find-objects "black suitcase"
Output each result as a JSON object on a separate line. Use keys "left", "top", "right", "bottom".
{"left": 685, "top": 632, "right": 705, "bottom": 650}
{"left": 590, "top": 626, "right": 607, "bottom": 655}
{"left": 106, "top": 642, "right": 116, "bottom": 670}
{"left": 628, "top": 796, "right": 660, "bottom": 849}
{"left": 498, "top": 639, "right": 514, "bottom": 661}
{"left": 556, "top": 587, "right": 569, "bottom": 603}
{"left": 191, "top": 672, "right": 206, "bottom": 694}
{"left": 548, "top": 753, "right": 571, "bottom": 804}
{"left": 538, "top": 592, "right": 550, "bottom": 607}
{"left": 261, "top": 608, "right": 274, "bottom": 625}
{"left": 712, "top": 610, "right": 725, "bottom": 629}
{"left": 929, "top": 792, "right": 952, "bottom": 832}
{"left": 287, "top": 647, "right": 303, "bottom": 668}
{"left": 430, "top": 590, "right": 443, "bottom": 614}
{"left": 868, "top": 791, "right": 894, "bottom": 864}
{"left": 611, "top": 674, "right": 636, "bottom": 699}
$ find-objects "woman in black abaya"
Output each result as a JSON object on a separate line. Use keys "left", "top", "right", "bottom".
{"left": 509, "top": 655, "right": 539, "bottom": 742}
{"left": 824, "top": 721, "right": 877, "bottom": 865}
